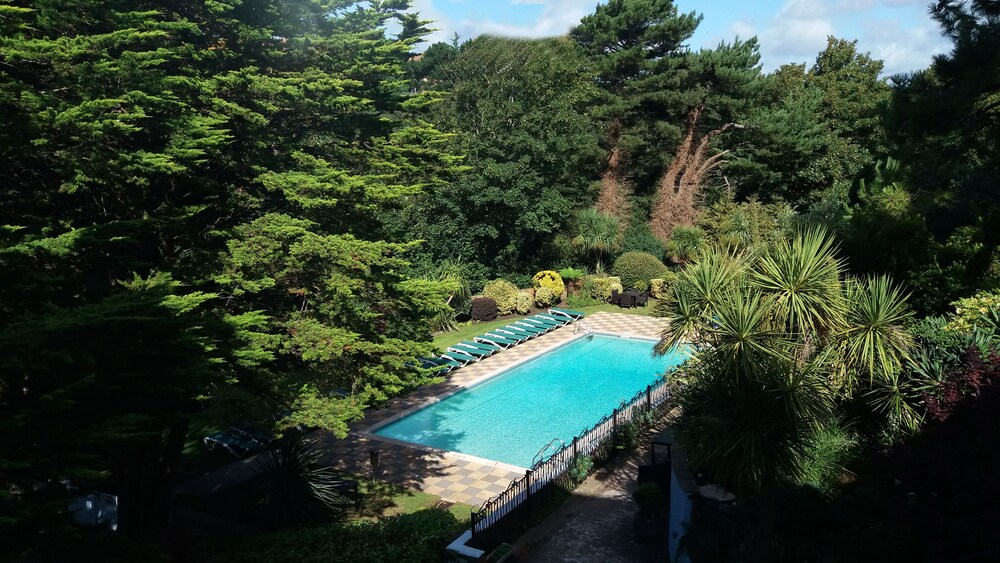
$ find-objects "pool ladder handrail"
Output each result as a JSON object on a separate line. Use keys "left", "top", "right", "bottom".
{"left": 532, "top": 437, "right": 565, "bottom": 467}
{"left": 574, "top": 318, "right": 595, "bottom": 336}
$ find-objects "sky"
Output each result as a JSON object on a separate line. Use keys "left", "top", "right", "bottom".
{"left": 409, "top": 0, "right": 952, "bottom": 76}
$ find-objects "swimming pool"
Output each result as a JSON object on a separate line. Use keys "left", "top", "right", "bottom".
{"left": 372, "top": 334, "right": 687, "bottom": 468}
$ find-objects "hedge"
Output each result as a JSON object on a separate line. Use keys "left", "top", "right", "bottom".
{"left": 589, "top": 276, "right": 623, "bottom": 301}
{"left": 515, "top": 292, "right": 532, "bottom": 315}
{"left": 612, "top": 252, "right": 669, "bottom": 291}
{"left": 649, "top": 271, "right": 678, "bottom": 299}
{"left": 471, "top": 296, "right": 498, "bottom": 321}
{"left": 482, "top": 279, "right": 519, "bottom": 316}
{"left": 532, "top": 270, "right": 565, "bottom": 296}
{"left": 535, "top": 287, "right": 558, "bottom": 308}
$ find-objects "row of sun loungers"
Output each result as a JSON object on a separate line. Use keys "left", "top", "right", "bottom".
{"left": 421, "top": 308, "right": 587, "bottom": 375}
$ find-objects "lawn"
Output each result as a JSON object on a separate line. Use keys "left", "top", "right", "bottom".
{"left": 432, "top": 299, "right": 661, "bottom": 349}
{"left": 349, "top": 476, "right": 474, "bottom": 524}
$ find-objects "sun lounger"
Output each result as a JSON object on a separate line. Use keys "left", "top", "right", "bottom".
{"left": 421, "top": 357, "right": 462, "bottom": 373}
{"left": 515, "top": 320, "right": 555, "bottom": 333}
{"left": 457, "top": 340, "right": 502, "bottom": 354}
{"left": 522, "top": 316, "right": 561, "bottom": 329}
{"left": 204, "top": 426, "right": 271, "bottom": 458}
{"left": 535, "top": 313, "right": 571, "bottom": 325}
{"left": 499, "top": 325, "right": 542, "bottom": 338}
{"left": 548, "top": 307, "right": 586, "bottom": 320}
{"left": 448, "top": 345, "right": 490, "bottom": 359}
{"left": 442, "top": 350, "right": 478, "bottom": 364}
{"left": 476, "top": 334, "right": 518, "bottom": 348}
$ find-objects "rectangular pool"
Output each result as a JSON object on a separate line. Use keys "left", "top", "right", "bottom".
{"left": 373, "top": 334, "right": 687, "bottom": 468}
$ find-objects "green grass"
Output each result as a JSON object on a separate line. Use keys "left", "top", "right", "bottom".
{"left": 432, "top": 300, "right": 661, "bottom": 349}
{"left": 432, "top": 317, "right": 518, "bottom": 349}
{"left": 576, "top": 298, "right": 660, "bottom": 317}
{"left": 348, "top": 474, "right": 474, "bottom": 524}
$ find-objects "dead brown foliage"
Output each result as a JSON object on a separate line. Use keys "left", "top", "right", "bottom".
{"left": 594, "top": 123, "right": 632, "bottom": 227}
{"left": 649, "top": 102, "right": 742, "bottom": 242}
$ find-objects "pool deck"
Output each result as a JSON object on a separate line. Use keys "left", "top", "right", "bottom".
{"left": 177, "top": 311, "right": 668, "bottom": 508}
{"left": 327, "top": 311, "right": 669, "bottom": 507}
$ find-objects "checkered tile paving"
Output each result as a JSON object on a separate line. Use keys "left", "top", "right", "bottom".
{"left": 324, "top": 311, "right": 670, "bottom": 507}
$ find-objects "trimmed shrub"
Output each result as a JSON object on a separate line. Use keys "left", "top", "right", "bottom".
{"left": 515, "top": 292, "right": 532, "bottom": 315}
{"left": 649, "top": 271, "right": 678, "bottom": 299}
{"left": 532, "top": 270, "right": 565, "bottom": 296}
{"left": 612, "top": 251, "right": 668, "bottom": 291}
{"left": 535, "top": 287, "right": 558, "bottom": 308}
{"left": 470, "top": 297, "right": 497, "bottom": 321}
{"left": 482, "top": 279, "right": 519, "bottom": 315}
{"left": 589, "top": 276, "right": 623, "bottom": 301}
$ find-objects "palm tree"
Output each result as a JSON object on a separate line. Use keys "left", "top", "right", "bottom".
{"left": 572, "top": 208, "right": 622, "bottom": 269}
{"left": 254, "top": 434, "right": 354, "bottom": 528}
{"left": 659, "top": 228, "right": 915, "bottom": 562}
{"left": 666, "top": 225, "right": 706, "bottom": 266}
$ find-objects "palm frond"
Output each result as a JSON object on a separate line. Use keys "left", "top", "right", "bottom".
{"left": 752, "top": 227, "right": 846, "bottom": 337}
{"left": 836, "top": 275, "right": 914, "bottom": 389}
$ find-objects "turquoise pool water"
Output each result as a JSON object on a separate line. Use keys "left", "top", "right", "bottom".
{"left": 373, "top": 334, "right": 687, "bottom": 468}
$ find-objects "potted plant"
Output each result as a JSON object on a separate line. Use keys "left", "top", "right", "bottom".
{"left": 633, "top": 482, "right": 666, "bottom": 542}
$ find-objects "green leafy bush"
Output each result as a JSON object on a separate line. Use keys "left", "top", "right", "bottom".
{"left": 649, "top": 271, "right": 678, "bottom": 299}
{"left": 515, "top": 292, "right": 532, "bottom": 315}
{"left": 622, "top": 221, "right": 665, "bottom": 258}
{"left": 470, "top": 297, "right": 498, "bottom": 321}
{"left": 532, "top": 270, "right": 565, "bottom": 296}
{"left": 945, "top": 291, "right": 1000, "bottom": 333}
{"left": 588, "top": 276, "right": 623, "bottom": 301}
{"left": 798, "top": 423, "right": 857, "bottom": 496}
{"left": 224, "top": 509, "right": 461, "bottom": 563}
{"left": 482, "top": 279, "right": 519, "bottom": 315}
{"left": 568, "top": 455, "right": 594, "bottom": 486}
{"left": 558, "top": 267, "right": 585, "bottom": 282}
{"left": 612, "top": 252, "right": 668, "bottom": 291}
{"left": 535, "top": 287, "right": 558, "bottom": 308}
{"left": 567, "top": 292, "right": 601, "bottom": 308}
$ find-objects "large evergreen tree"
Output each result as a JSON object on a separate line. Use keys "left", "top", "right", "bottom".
{"left": 0, "top": 0, "right": 456, "bottom": 553}
{"left": 886, "top": 0, "right": 1000, "bottom": 309}
{"left": 389, "top": 36, "right": 605, "bottom": 278}
{"left": 571, "top": 0, "right": 702, "bottom": 191}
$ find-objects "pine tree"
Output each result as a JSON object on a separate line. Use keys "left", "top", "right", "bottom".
{"left": 0, "top": 0, "right": 458, "bottom": 553}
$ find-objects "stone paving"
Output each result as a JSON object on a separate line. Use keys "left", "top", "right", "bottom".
{"left": 177, "top": 311, "right": 669, "bottom": 508}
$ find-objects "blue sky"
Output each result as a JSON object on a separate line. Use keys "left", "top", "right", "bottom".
{"left": 409, "top": 0, "right": 951, "bottom": 75}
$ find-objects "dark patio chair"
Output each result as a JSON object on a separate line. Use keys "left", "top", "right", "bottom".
{"left": 610, "top": 288, "right": 621, "bottom": 307}
{"left": 636, "top": 293, "right": 648, "bottom": 307}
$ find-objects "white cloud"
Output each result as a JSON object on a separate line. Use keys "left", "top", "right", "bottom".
{"left": 758, "top": 0, "right": 837, "bottom": 68}
{"left": 837, "top": 0, "right": 877, "bottom": 11}
{"left": 779, "top": 0, "right": 831, "bottom": 19}
{"left": 731, "top": 20, "right": 756, "bottom": 40}
{"left": 461, "top": 0, "right": 593, "bottom": 39}
{"left": 411, "top": 0, "right": 456, "bottom": 45}
{"left": 861, "top": 18, "right": 950, "bottom": 74}
{"left": 412, "top": 0, "right": 595, "bottom": 47}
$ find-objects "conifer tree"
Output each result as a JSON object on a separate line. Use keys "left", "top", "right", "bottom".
{"left": 0, "top": 0, "right": 457, "bottom": 552}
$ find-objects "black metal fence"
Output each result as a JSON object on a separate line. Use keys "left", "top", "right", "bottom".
{"left": 469, "top": 378, "right": 672, "bottom": 551}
